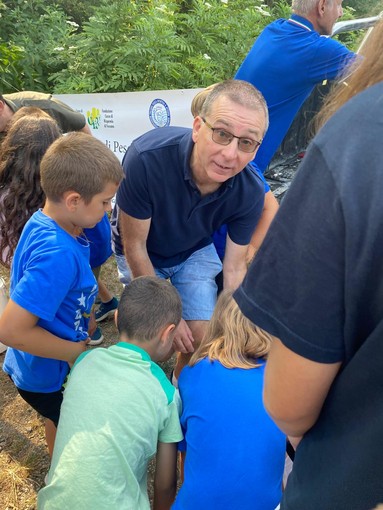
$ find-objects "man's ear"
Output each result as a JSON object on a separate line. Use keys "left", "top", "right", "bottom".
{"left": 192, "top": 115, "right": 203, "bottom": 143}
{"left": 317, "top": 0, "right": 326, "bottom": 17}
{"left": 64, "top": 191, "right": 82, "bottom": 211}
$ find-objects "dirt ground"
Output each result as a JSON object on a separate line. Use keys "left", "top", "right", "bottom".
{"left": 0, "top": 257, "right": 171, "bottom": 509}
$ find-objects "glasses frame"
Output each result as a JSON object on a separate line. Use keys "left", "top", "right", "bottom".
{"left": 201, "top": 117, "right": 262, "bottom": 153}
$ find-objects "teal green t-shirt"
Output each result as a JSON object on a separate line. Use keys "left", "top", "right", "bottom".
{"left": 38, "top": 342, "right": 182, "bottom": 510}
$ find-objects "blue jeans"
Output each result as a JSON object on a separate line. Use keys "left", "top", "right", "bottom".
{"left": 114, "top": 244, "right": 222, "bottom": 321}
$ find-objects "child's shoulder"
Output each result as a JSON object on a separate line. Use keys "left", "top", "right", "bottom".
{"left": 20, "top": 210, "right": 86, "bottom": 258}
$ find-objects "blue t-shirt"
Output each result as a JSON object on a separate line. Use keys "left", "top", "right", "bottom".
{"left": 3, "top": 210, "right": 97, "bottom": 393}
{"left": 235, "top": 14, "right": 354, "bottom": 173}
{"left": 173, "top": 358, "right": 286, "bottom": 510}
{"left": 84, "top": 212, "right": 112, "bottom": 269}
{"left": 116, "top": 127, "right": 264, "bottom": 268}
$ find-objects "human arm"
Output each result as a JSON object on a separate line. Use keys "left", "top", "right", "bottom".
{"left": 153, "top": 442, "right": 178, "bottom": 510}
{"left": 0, "top": 300, "right": 88, "bottom": 364}
{"left": 247, "top": 190, "right": 279, "bottom": 264}
{"left": 263, "top": 337, "right": 342, "bottom": 438}
{"left": 119, "top": 210, "right": 194, "bottom": 352}
{"left": 118, "top": 210, "right": 156, "bottom": 277}
{"left": 222, "top": 235, "right": 248, "bottom": 290}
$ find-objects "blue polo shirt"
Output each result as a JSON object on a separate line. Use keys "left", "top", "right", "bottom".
{"left": 116, "top": 127, "right": 264, "bottom": 268}
{"left": 235, "top": 14, "right": 355, "bottom": 173}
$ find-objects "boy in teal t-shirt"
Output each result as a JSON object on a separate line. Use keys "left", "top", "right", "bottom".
{"left": 38, "top": 276, "right": 183, "bottom": 510}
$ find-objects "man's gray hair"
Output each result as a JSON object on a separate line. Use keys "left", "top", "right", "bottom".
{"left": 200, "top": 79, "right": 269, "bottom": 134}
{"left": 292, "top": 0, "right": 332, "bottom": 16}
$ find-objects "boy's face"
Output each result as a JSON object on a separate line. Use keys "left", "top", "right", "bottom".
{"left": 76, "top": 182, "right": 118, "bottom": 229}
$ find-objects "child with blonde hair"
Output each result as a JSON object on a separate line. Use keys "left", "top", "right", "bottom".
{"left": 172, "top": 290, "right": 286, "bottom": 510}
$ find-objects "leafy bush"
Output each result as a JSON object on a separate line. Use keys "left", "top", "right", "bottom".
{"left": 1, "top": 0, "right": 76, "bottom": 92}
{"left": 50, "top": 0, "right": 278, "bottom": 93}
{"left": 1, "top": 0, "right": 360, "bottom": 94}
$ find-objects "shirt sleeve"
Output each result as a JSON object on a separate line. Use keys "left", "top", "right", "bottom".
{"left": 158, "top": 398, "right": 183, "bottom": 444}
{"left": 235, "top": 143, "right": 345, "bottom": 363}
{"left": 309, "top": 37, "right": 355, "bottom": 83}
{"left": 11, "top": 246, "right": 77, "bottom": 322}
{"left": 116, "top": 143, "right": 153, "bottom": 220}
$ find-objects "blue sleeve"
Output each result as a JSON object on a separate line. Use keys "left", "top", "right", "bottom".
{"left": 116, "top": 143, "right": 152, "bottom": 219}
{"left": 11, "top": 247, "right": 77, "bottom": 322}
{"left": 309, "top": 37, "right": 355, "bottom": 83}
{"left": 84, "top": 213, "right": 113, "bottom": 268}
{"left": 249, "top": 161, "right": 270, "bottom": 192}
{"left": 226, "top": 176, "right": 265, "bottom": 246}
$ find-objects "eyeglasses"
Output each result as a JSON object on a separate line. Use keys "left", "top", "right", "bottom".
{"left": 202, "top": 118, "right": 262, "bottom": 153}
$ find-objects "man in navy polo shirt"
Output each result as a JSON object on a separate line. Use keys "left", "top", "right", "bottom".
{"left": 235, "top": 0, "right": 355, "bottom": 174}
{"left": 116, "top": 80, "right": 267, "bottom": 377}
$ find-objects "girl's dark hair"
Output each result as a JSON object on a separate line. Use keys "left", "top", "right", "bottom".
{"left": 0, "top": 112, "right": 61, "bottom": 267}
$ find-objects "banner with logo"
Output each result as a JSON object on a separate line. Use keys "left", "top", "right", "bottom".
{"left": 56, "top": 89, "right": 201, "bottom": 162}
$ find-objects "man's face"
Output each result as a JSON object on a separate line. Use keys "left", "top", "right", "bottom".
{"left": 191, "top": 96, "right": 266, "bottom": 188}
{"left": 318, "top": 0, "right": 343, "bottom": 35}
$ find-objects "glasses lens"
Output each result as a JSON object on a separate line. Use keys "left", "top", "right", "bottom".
{"left": 212, "top": 129, "right": 232, "bottom": 146}
{"left": 238, "top": 139, "right": 258, "bottom": 153}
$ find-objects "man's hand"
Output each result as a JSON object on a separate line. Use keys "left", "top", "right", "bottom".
{"left": 172, "top": 319, "right": 195, "bottom": 353}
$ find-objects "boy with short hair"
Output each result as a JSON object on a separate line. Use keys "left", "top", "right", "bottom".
{"left": 38, "top": 276, "right": 183, "bottom": 510}
{"left": 1, "top": 132, "right": 123, "bottom": 455}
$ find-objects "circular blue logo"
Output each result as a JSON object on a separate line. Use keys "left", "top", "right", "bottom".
{"left": 149, "top": 98, "right": 171, "bottom": 128}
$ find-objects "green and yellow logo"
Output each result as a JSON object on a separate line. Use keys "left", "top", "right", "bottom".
{"left": 87, "top": 107, "right": 101, "bottom": 129}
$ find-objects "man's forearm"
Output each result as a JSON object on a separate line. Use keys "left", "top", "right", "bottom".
{"left": 124, "top": 243, "right": 156, "bottom": 277}
{"left": 223, "top": 264, "right": 247, "bottom": 290}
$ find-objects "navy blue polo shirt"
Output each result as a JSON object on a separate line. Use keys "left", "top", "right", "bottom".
{"left": 116, "top": 127, "right": 264, "bottom": 268}
{"left": 235, "top": 14, "right": 354, "bottom": 173}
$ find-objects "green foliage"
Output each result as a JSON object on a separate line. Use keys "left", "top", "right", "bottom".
{"left": 1, "top": 0, "right": 364, "bottom": 95}
{"left": 335, "top": 6, "right": 365, "bottom": 52}
{"left": 344, "top": 0, "right": 383, "bottom": 16}
{"left": 51, "top": 0, "right": 277, "bottom": 93}
{"left": 0, "top": 41, "right": 25, "bottom": 93}
{"left": 1, "top": 0, "right": 76, "bottom": 92}
{"left": 51, "top": 0, "right": 103, "bottom": 26}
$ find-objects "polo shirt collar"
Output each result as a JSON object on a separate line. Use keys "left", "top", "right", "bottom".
{"left": 288, "top": 14, "right": 314, "bottom": 32}
{"left": 116, "top": 341, "right": 151, "bottom": 362}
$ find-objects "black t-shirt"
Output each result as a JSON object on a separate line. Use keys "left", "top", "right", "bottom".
{"left": 235, "top": 82, "right": 383, "bottom": 509}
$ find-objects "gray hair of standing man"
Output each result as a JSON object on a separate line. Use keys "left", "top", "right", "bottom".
{"left": 292, "top": 0, "right": 330, "bottom": 16}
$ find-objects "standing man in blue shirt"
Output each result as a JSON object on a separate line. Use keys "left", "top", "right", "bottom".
{"left": 116, "top": 80, "right": 267, "bottom": 379}
{"left": 235, "top": 0, "right": 355, "bottom": 174}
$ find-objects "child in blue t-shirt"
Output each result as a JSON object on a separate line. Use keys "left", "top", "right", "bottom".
{"left": 173, "top": 290, "right": 286, "bottom": 510}
{"left": 1, "top": 132, "right": 123, "bottom": 456}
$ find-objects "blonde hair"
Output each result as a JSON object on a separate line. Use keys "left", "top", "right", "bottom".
{"left": 190, "top": 290, "right": 272, "bottom": 369}
{"left": 191, "top": 84, "right": 217, "bottom": 118}
{"left": 314, "top": 19, "right": 383, "bottom": 132}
